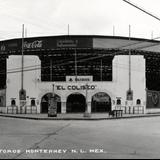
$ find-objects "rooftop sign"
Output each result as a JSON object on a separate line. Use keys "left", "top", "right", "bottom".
{"left": 57, "top": 40, "right": 78, "bottom": 48}
{"left": 66, "top": 76, "right": 93, "bottom": 83}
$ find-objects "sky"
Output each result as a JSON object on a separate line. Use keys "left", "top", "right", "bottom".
{"left": 0, "top": 0, "right": 160, "bottom": 40}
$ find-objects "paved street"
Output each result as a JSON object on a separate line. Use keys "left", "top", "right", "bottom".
{"left": 0, "top": 117, "right": 160, "bottom": 159}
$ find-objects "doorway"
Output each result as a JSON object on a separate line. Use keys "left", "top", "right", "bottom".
{"left": 41, "top": 93, "right": 61, "bottom": 113}
{"left": 91, "top": 92, "right": 111, "bottom": 113}
{"left": 66, "top": 93, "right": 86, "bottom": 113}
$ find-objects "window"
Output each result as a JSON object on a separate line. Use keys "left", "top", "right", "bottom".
{"left": 117, "top": 99, "right": 121, "bottom": 105}
{"left": 31, "top": 99, "right": 36, "bottom": 106}
{"left": 11, "top": 100, "right": 16, "bottom": 106}
{"left": 136, "top": 99, "right": 141, "bottom": 105}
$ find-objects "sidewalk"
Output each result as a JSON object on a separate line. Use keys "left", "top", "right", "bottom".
{"left": 0, "top": 113, "right": 160, "bottom": 120}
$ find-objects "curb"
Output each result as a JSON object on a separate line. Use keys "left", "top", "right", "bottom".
{"left": 0, "top": 114, "right": 160, "bottom": 121}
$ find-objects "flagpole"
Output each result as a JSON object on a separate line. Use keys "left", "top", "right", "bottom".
{"left": 21, "top": 24, "right": 24, "bottom": 90}
{"left": 129, "top": 25, "right": 131, "bottom": 92}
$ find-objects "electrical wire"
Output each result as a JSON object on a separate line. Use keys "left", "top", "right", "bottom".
{"left": 0, "top": 35, "right": 160, "bottom": 76}
{"left": 1, "top": 34, "right": 160, "bottom": 73}
{"left": 123, "top": 0, "right": 160, "bottom": 22}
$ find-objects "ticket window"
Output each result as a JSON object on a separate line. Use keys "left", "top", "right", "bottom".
{"left": 117, "top": 99, "right": 121, "bottom": 105}
{"left": 11, "top": 100, "right": 16, "bottom": 106}
{"left": 136, "top": 99, "right": 141, "bottom": 105}
{"left": 31, "top": 99, "right": 36, "bottom": 106}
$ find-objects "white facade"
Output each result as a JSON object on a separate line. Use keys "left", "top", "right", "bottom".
{"left": 5, "top": 55, "right": 146, "bottom": 114}
{"left": 6, "top": 55, "right": 41, "bottom": 113}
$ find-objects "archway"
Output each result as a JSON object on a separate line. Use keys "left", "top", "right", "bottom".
{"left": 91, "top": 92, "right": 111, "bottom": 113}
{"left": 66, "top": 93, "right": 86, "bottom": 113}
{"left": 41, "top": 93, "right": 61, "bottom": 114}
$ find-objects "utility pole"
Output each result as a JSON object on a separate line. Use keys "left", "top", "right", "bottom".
{"left": 19, "top": 24, "right": 26, "bottom": 114}
{"left": 75, "top": 49, "right": 78, "bottom": 81}
{"left": 127, "top": 25, "right": 133, "bottom": 101}
{"left": 21, "top": 24, "right": 24, "bottom": 91}
{"left": 129, "top": 25, "right": 131, "bottom": 92}
{"left": 50, "top": 59, "right": 53, "bottom": 81}
{"left": 113, "top": 26, "right": 115, "bottom": 36}
{"left": 151, "top": 31, "right": 154, "bottom": 40}
{"left": 100, "top": 59, "right": 103, "bottom": 81}
{"left": 25, "top": 28, "right": 27, "bottom": 38}
{"left": 68, "top": 24, "right": 70, "bottom": 36}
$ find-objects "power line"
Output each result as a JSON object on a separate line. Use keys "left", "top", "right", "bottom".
{"left": 123, "top": 0, "right": 160, "bottom": 22}
{"left": 0, "top": 35, "right": 160, "bottom": 75}
{"left": 0, "top": 49, "right": 158, "bottom": 76}
{"left": 3, "top": 34, "right": 160, "bottom": 72}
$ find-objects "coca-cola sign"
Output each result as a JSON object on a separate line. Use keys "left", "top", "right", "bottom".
{"left": 24, "top": 40, "right": 43, "bottom": 49}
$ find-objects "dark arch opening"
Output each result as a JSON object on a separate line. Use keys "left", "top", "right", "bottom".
{"left": 11, "top": 99, "right": 16, "bottom": 106}
{"left": 31, "top": 99, "right": 36, "bottom": 106}
{"left": 66, "top": 93, "right": 86, "bottom": 113}
{"left": 91, "top": 92, "right": 111, "bottom": 113}
{"left": 136, "top": 99, "right": 141, "bottom": 105}
{"left": 41, "top": 93, "right": 61, "bottom": 114}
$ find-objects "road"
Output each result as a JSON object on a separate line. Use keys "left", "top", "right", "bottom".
{"left": 0, "top": 117, "right": 160, "bottom": 159}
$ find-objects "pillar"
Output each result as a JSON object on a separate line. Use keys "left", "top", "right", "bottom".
{"left": 84, "top": 101, "right": 91, "bottom": 117}
{"left": 87, "top": 102, "right": 91, "bottom": 114}
{"left": 61, "top": 102, "right": 66, "bottom": 114}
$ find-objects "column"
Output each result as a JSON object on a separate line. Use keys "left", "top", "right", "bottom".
{"left": 84, "top": 101, "right": 91, "bottom": 118}
{"left": 61, "top": 102, "right": 66, "bottom": 114}
{"left": 87, "top": 102, "right": 91, "bottom": 114}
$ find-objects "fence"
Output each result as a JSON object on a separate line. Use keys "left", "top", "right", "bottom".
{"left": 25, "top": 105, "right": 37, "bottom": 114}
{"left": 115, "top": 105, "right": 145, "bottom": 114}
{"left": 7, "top": 106, "right": 18, "bottom": 114}
{"left": 7, "top": 105, "right": 37, "bottom": 114}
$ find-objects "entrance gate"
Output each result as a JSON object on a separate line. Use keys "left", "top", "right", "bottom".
{"left": 66, "top": 93, "right": 86, "bottom": 113}
{"left": 41, "top": 93, "right": 61, "bottom": 113}
{"left": 91, "top": 92, "right": 111, "bottom": 113}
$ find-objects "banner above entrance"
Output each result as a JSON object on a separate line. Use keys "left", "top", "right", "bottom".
{"left": 66, "top": 76, "right": 93, "bottom": 83}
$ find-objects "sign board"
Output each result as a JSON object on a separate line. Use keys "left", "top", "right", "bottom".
{"left": 57, "top": 40, "right": 78, "bottom": 48}
{"left": 24, "top": 40, "right": 43, "bottom": 49}
{"left": 55, "top": 84, "right": 97, "bottom": 91}
{"left": 126, "top": 90, "right": 133, "bottom": 101}
{"left": 93, "top": 93, "right": 110, "bottom": 102}
{"left": 147, "top": 90, "right": 160, "bottom": 108}
{"left": 19, "top": 89, "right": 26, "bottom": 100}
{"left": 66, "top": 76, "right": 93, "bottom": 83}
{"left": 0, "top": 36, "right": 93, "bottom": 54}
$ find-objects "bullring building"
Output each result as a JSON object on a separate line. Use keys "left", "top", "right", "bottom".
{"left": 0, "top": 35, "right": 160, "bottom": 114}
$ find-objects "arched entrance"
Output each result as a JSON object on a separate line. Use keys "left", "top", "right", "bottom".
{"left": 67, "top": 93, "right": 86, "bottom": 113}
{"left": 91, "top": 92, "right": 111, "bottom": 113}
{"left": 41, "top": 93, "right": 61, "bottom": 114}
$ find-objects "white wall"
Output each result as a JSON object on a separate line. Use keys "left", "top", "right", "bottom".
{"left": 113, "top": 55, "right": 146, "bottom": 107}
{"left": 6, "top": 55, "right": 41, "bottom": 112}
